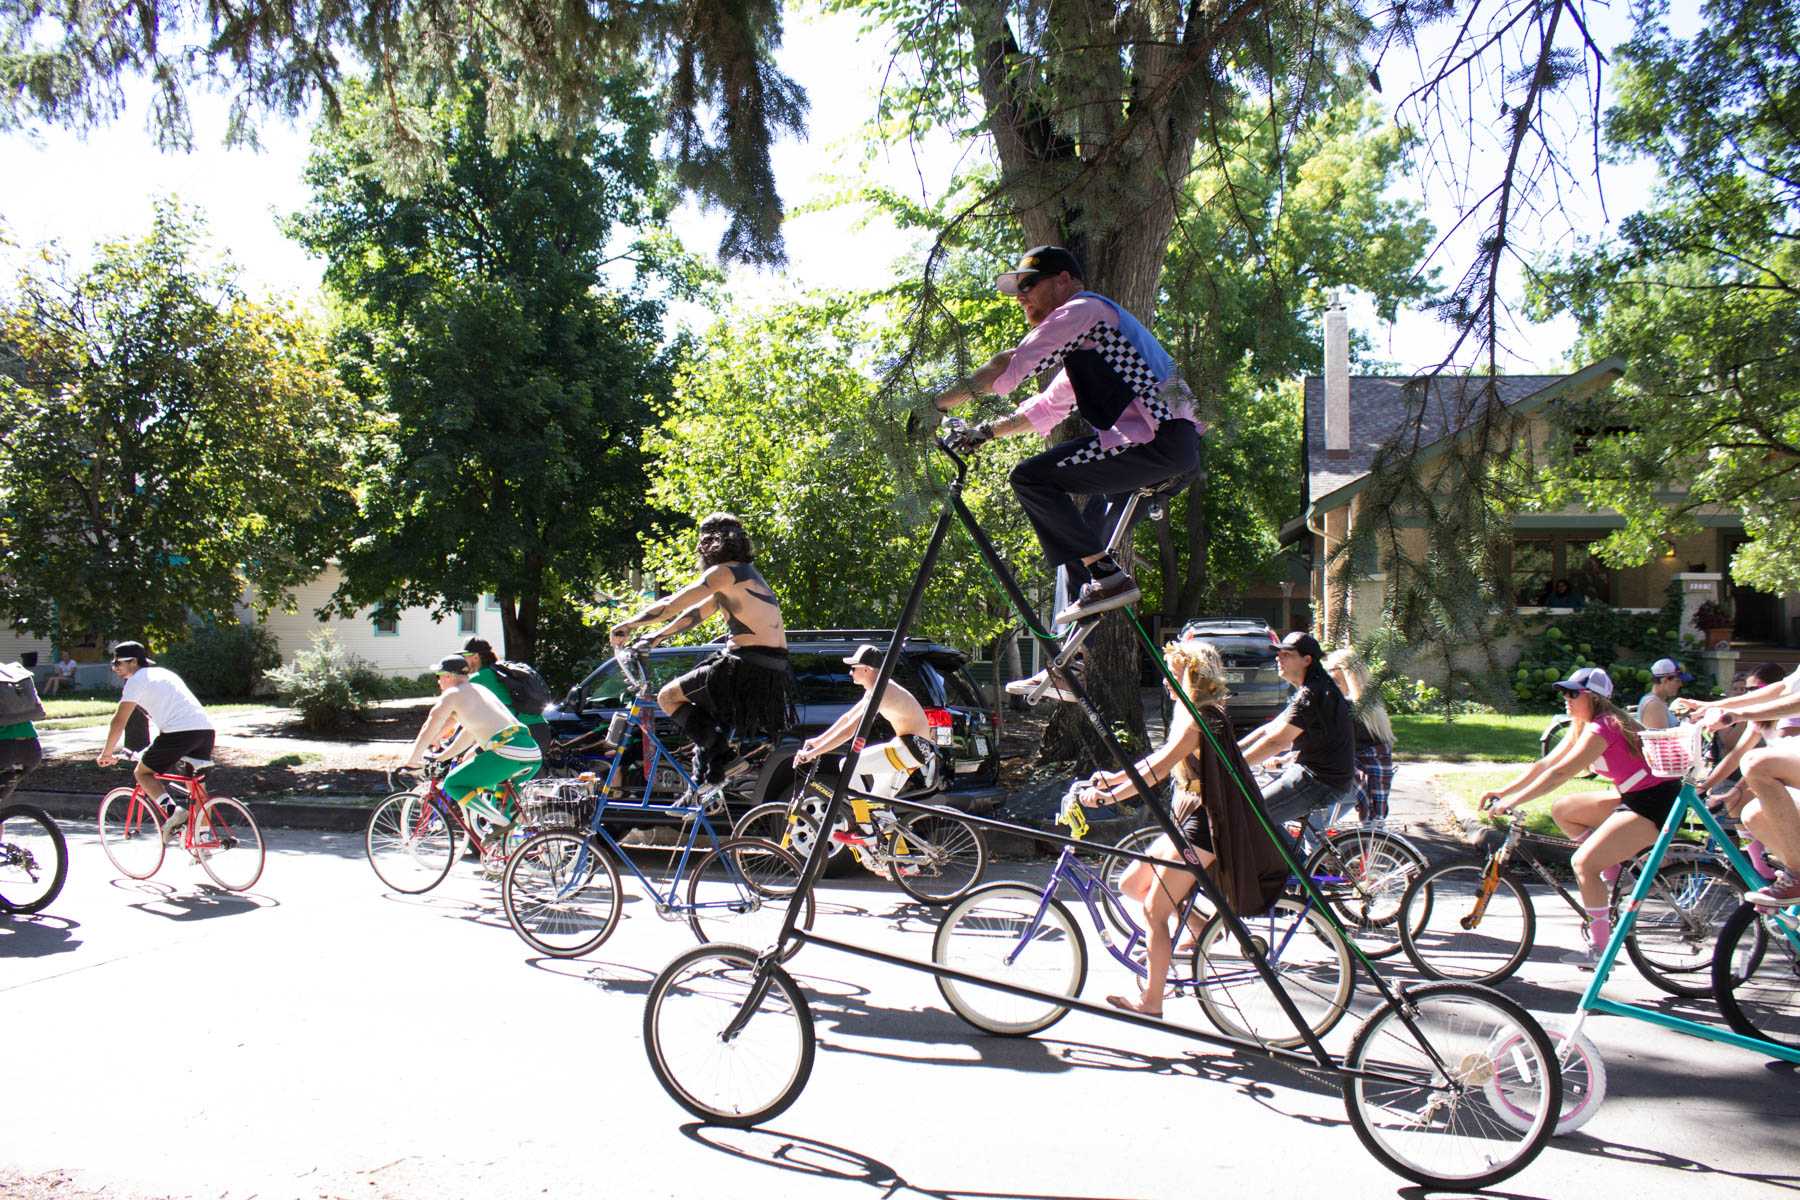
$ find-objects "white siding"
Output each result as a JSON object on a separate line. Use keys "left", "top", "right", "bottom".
{"left": 257, "top": 567, "right": 507, "bottom": 676}
{"left": 0, "top": 627, "right": 54, "bottom": 665}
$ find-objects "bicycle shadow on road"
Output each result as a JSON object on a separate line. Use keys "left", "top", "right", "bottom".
{"left": 0, "top": 912, "right": 82, "bottom": 958}
{"left": 114, "top": 878, "right": 278, "bottom": 921}
{"left": 524, "top": 955, "right": 657, "bottom": 993}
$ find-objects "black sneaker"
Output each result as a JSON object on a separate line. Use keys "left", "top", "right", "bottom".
{"left": 1054, "top": 570, "right": 1141, "bottom": 624}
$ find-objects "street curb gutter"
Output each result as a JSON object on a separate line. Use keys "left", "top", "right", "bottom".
{"left": 15, "top": 790, "right": 379, "bottom": 834}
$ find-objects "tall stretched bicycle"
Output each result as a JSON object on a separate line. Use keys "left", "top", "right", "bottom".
{"left": 98, "top": 751, "right": 265, "bottom": 892}
{"left": 499, "top": 646, "right": 812, "bottom": 958}
{"left": 733, "top": 761, "right": 987, "bottom": 904}
{"left": 640, "top": 424, "right": 1563, "bottom": 1190}
{"left": 0, "top": 765, "right": 67, "bottom": 914}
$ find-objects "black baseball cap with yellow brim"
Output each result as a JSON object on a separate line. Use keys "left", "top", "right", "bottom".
{"left": 996, "top": 245, "right": 1083, "bottom": 296}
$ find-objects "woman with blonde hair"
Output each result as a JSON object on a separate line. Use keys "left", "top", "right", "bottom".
{"left": 1324, "top": 649, "right": 1396, "bottom": 826}
{"left": 1481, "top": 666, "right": 1679, "bottom": 965}
{"left": 1076, "top": 639, "right": 1287, "bottom": 1014}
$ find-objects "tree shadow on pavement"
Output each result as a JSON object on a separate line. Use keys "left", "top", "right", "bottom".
{"left": 0, "top": 912, "right": 82, "bottom": 958}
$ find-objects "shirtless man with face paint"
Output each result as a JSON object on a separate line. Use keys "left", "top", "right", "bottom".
{"left": 609, "top": 513, "right": 795, "bottom": 788}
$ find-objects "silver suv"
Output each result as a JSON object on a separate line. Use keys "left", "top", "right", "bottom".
{"left": 1167, "top": 618, "right": 1293, "bottom": 730}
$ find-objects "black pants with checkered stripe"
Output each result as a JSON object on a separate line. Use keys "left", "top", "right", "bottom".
{"left": 1008, "top": 418, "right": 1199, "bottom": 584}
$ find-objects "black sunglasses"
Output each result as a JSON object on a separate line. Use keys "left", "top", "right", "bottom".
{"left": 1015, "top": 276, "right": 1042, "bottom": 296}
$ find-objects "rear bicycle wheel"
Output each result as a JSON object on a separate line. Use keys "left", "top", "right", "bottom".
{"left": 1483, "top": 1020, "right": 1607, "bottom": 1136}
{"left": 1304, "top": 826, "right": 1428, "bottom": 960}
{"left": 194, "top": 797, "right": 264, "bottom": 891}
{"left": 365, "top": 791, "right": 457, "bottom": 893}
{"left": 1399, "top": 863, "right": 1536, "bottom": 985}
{"left": 98, "top": 787, "right": 165, "bottom": 880}
{"left": 501, "top": 832, "right": 623, "bottom": 958}
{"left": 887, "top": 811, "right": 986, "bottom": 905}
{"left": 643, "top": 942, "right": 815, "bottom": 1126}
{"left": 1621, "top": 859, "right": 1745, "bottom": 997}
{"left": 1342, "top": 981, "right": 1559, "bottom": 1188}
{"left": 932, "top": 883, "right": 1087, "bottom": 1036}
{"left": 1713, "top": 901, "right": 1800, "bottom": 1053}
{"left": 1193, "top": 896, "right": 1354, "bottom": 1047}
{"left": 685, "top": 837, "right": 814, "bottom": 959}
{"left": 0, "top": 803, "right": 68, "bottom": 914}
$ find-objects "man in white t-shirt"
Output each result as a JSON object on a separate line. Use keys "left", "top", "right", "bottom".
{"left": 96, "top": 641, "right": 216, "bottom": 840}
{"left": 1636, "top": 657, "right": 1692, "bottom": 730}
{"left": 1682, "top": 664, "right": 1800, "bottom": 907}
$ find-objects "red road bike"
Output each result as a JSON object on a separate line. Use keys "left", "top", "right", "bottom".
{"left": 98, "top": 752, "right": 265, "bottom": 892}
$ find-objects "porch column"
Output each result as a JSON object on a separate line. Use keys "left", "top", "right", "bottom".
{"left": 1675, "top": 572, "right": 1724, "bottom": 640}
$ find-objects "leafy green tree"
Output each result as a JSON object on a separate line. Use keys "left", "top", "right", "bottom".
{"left": 289, "top": 70, "right": 686, "bottom": 663}
{"left": 0, "top": 201, "right": 361, "bottom": 649}
{"left": 1, "top": 0, "right": 804, "bottom": 263}
{"left": 1531, "top": 0, "right": 1800, "bottom": 594}
{"left": 636, "top": 295, "right": 1043, "bottom": 656}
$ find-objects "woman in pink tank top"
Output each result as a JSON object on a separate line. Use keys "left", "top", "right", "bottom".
{"left": 1480, "top": 667, "right": 1682, "bottom": 965}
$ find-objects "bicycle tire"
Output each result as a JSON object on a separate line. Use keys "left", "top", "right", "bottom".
{"left": 1342, "top": 981, "right": 1559, "bottom": 1188}
{"left": 1399, "top": 863, "right": 1536, "bottom": 985}
{"left": 643, "top": 942, "right": 815, "bottom": 1126}
{"left": 98, "top": 786, "right": 165, "bottom": 880}
{"left": 365, "top": 791, "right": 457, "bottom": 894}
{"left": 0, "top": 803, "right": 69, "bottom": 914}
{"left": 194, "top": 797, "right": 264, "bottom": 891}
{"left": 1304, "top": 826, "right": 1428, "bottom": 960}
{"left": 684, "top": 837, "right": 814, "bottom": 960}
{"left": 888, "top": 810, "right": 987, "bottom": 905}
{"left": 1713, "top": 901, "right": 1800, "bottom": 1053}
{"left": 501, "top": 831, "right": 623, "bottom": 958}
{"left": 1622, "top": 859, "right": 1746, "bottom": 997}
{"left": 1483, "top": 1020, "right": 1607, "bottom": 1136}
{"left": 1193, "top": 896, "right": 1354, "bottom": 1047}
{"left": 932, "top": 883, "right": 1087, "bottom": 1036}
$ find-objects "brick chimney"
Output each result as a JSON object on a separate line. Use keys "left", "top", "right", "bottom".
{"left": 1325, "top": 295, "right": 1349, "bottom": 460}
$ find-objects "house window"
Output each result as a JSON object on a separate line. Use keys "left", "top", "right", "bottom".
{"left": 484, "top": 594, "right": 501, "bottom": 612}
{"left": 458, "top": 602, "right": 479, "bottom": 634}
{"left": 372, "top": 610, "right": 399, "bottom": 637}
{"left": 1511, "top": 536, "right": 1613, "bottom": 606}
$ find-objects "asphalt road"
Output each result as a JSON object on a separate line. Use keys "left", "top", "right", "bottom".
{"left": 3, "top": 821, "right": 1796, "bottom": 1200}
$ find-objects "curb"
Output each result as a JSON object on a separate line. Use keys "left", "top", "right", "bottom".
{"left": 16, "top": 790, "right": 381, "bottom": 834}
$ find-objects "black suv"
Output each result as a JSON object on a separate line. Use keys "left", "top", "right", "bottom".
{"left": 1162, "top": 618, "right": 1292, "bottom": 731}
{"left": 544, "top": 630, "right": 1004, "bottom": 820}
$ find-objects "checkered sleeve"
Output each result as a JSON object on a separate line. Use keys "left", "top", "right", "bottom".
{"left": 990, "top": 298, "right": 1109, "bottom": 394}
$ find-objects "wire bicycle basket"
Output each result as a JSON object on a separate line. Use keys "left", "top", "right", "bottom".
{"left": 1640, "top": 724, "right": 1705, "bottom": 781}
{"left": 518, "top": 777, "right": 598, "bottom": 832}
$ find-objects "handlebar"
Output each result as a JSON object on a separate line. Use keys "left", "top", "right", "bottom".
{"left": 613, "top": 644, "right": 653, "bottom": 695}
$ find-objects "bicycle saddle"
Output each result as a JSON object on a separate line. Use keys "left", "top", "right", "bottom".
{"left": 176, "top": 756, "right": 213, "bottom": 772}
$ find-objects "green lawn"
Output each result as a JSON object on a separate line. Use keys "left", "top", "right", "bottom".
{"left": 1433, "top": 767, "right": 1600, "bottom": 837}
{"left": 1391, "top": 712, "right": 1551, "bottom": 764}
{"left": 35, "top": 700, "right": 273, "bottom": 731}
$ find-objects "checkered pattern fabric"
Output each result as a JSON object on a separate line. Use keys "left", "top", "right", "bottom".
{"left": 1053, "top": 436, "right": 1134, "bottom": 469}
{"left": 1088, "top": 324, "right": 1167, "bottom": 415}
{"left": 1354, "top": 739, "right": 1395, "bottom": 823}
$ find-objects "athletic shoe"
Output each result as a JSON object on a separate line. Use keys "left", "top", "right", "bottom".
{"left": 159, "top": 806, "right": 189, "bottom": 845}
{"left": 1746, "top": 870, "right": 1800, "bottom": 909}
{"left": 1559, "top": 945, "right": 1600, "bottom": 970}
{"left": 1053, "top": 570, "right": 1141, "bottom": 624}
{"left": 829, "top": 829, "right": 871, "bottom": 849}
{"left": 1004, "top": 664, "right": 1083, "bottom": 704}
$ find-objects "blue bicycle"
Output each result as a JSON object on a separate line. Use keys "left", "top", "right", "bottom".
{"left": 499, "top": 647, "right": 813, "bottom": 958}
{"left": 930, "top": 788, "right": 1354, "bottom": 1046}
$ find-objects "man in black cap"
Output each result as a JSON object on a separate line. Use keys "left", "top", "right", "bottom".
{"left": 1240, "top": 631, "right": 1357, "bottom": 828}
{"left": 96, "top": 641, "right": 216, "bottom": 842}
{"left": 933, "top": 245, "right": 1202, "bottom": 640}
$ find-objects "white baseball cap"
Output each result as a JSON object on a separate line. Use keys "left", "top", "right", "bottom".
{"left": 1551, "top": 666, "right": 1613, "bottom": 700}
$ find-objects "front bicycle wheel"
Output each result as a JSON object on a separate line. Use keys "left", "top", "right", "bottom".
{"left": 365, "top": 791, "right": 457, "bottom": 893}
{"left": 194, "top": 797, "right": 264, "bottom": 891}
{"left": 888, "top": 811, "right": 986, "bottom": 905}
{"left": 0, "top": 804, "right": 69, "bottom": 914}
{"left": 1342, "top": 981, "right": 1559, "bottom": 1188}
{"left": 643, "top": 942, "right": 815, "bottom": 1126}
{"left": 98, "top": 787, "right": 164, "bottom": 880}
{"left": 1621, "top": 859, "right": 1745, "bottom": 997}
{"left": 1304, "top": 826, "right": 1428, "bottom": 960}
{"left": 1399, "top": 863, "right": 1536, "bottom": 985}
{"left": 1713, "top": 901, "right": 1800, "bottom": 1053}
{"left": 1193, "top": 896, "right": 1354, "bottom": 1047}
{"left": 685, "top": 837, "right": 814, "bottom": 959}
{"left": 501, "top": 832, "right": 623, "bottom": 958}
{"left": 932, "top": 883, "right": 1087, "bottom": 1036}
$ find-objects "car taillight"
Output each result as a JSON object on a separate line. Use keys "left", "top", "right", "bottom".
{"left": 990, "top": 708, "right": 1002, "bottom": 737}
{"left": 926, "top": 707, "right": 955, "bottom": 746}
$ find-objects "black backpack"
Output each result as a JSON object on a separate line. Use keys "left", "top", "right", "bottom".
{"left": 0, "top": 663, "right": 47, "bottom": 724}
{"left": 493, "top": 661, "right": 552, "bottom": 714}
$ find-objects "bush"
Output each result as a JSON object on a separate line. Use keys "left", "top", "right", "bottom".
{"left": 374, "top": 672, "right": 441, "bottom": 700}
{"left": 1508, "top": 599, "right": 1712, "bottom": 710}
{"left": 263, "top": 632, "right": 386, "bottom": 731}
{"left": 160, "top": 621, "right": 282, "bottom": 699}
{"left": 1380, "top": 676, "right": 1444, "bottom": 715}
